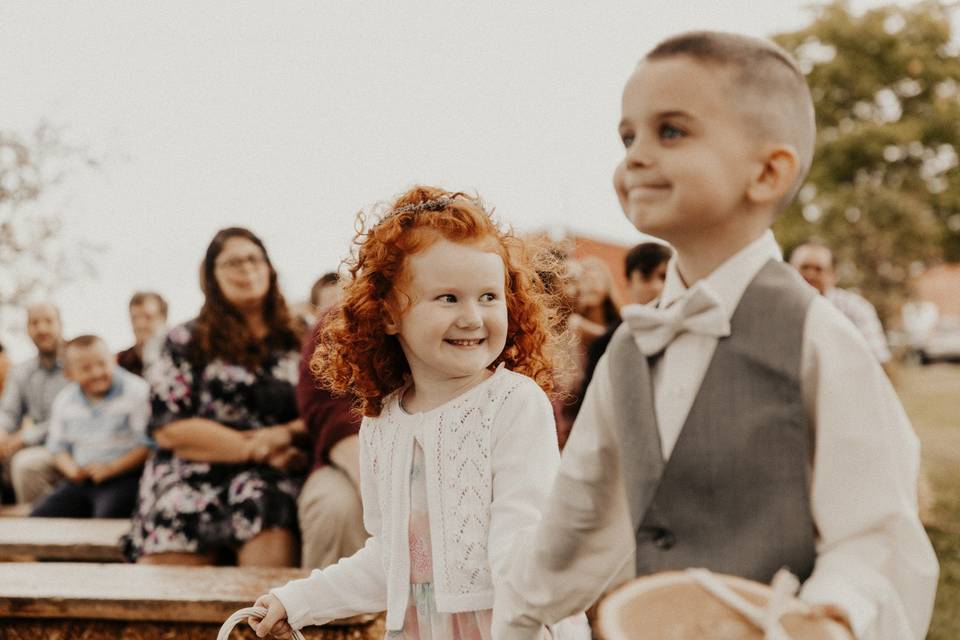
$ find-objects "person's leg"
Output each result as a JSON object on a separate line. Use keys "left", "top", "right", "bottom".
{"left": 91, "top": 472, "right": 142, "bottom": 518}
{"left": 297, "top": 465, "right": 367, "bottom": 569}
{"left": 10, "top": 446, "right": 61, "bottom": 504}
{"left": 237, "top": 527, "right": 298, "bottom": 567}
{"left": 30, "top": 481, "right": 93, "bottom": 518}
{"left": 0, "top": 459, "right": 15, "bottom": 504}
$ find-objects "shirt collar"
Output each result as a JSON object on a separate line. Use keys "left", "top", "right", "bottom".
{"left": 80, "top": 370, "right": 123, "bottom": 407}
{"left": 658, "top": 230, "right": 783, "bottom": 320}
{"left": 35, "top": 355, "right": 62, "bottom": 373}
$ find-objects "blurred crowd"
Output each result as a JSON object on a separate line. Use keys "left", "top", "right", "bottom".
{"left": 0, "top": 226, "right": 894, "bottom": 570}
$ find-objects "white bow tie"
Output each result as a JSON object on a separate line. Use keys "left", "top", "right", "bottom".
{"left": 621, "top": 283, "right": 731, "bottom": 356}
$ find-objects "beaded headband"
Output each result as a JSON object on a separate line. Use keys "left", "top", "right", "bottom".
{"left": 390, "top": 195, "right": 458, "bottom": 216}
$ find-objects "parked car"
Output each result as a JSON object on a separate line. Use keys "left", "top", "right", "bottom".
{"left": 918, "top": 319, "right": 960, "bottom": 364}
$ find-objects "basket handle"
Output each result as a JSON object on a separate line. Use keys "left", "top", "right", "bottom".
{"left": 217, "top": 606, "right": 306, "bottom": 640}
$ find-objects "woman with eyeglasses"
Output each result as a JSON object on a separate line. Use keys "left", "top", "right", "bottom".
{"left": 122, "top": 227, "right": 307, "bottom": 567}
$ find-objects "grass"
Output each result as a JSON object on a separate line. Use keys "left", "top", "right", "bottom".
{"left": 894, "top": 363, "right": 960, "bottom": 640}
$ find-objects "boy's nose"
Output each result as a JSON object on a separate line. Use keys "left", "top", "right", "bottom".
{"left": 624, "top": 134, "right": 655, "bottom": 168}
{"left": 626, "top": 144, "right": 654, "bottom": 168}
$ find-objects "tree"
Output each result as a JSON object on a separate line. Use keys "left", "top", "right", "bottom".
{"left": 0, "top": 122, "right": 100, "bottom": 335}
{"left": 773, "top": 0, "right": 960, "bottom": 322}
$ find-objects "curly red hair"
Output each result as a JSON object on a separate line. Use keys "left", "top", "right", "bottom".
{"left": 313, "top": 185, "right": 565, "bottom": 417}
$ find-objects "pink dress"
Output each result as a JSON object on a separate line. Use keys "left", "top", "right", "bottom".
{"left": 389, "top": 431, "right": 494, "bottom": 640}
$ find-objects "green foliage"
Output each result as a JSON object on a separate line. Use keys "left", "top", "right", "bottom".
{"left": 773, "top": 0, "right": 960, "bottom": 321}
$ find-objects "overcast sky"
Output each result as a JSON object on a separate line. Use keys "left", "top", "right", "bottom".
{"left": 1, "top": 0, "right": 918, "bottom": 360}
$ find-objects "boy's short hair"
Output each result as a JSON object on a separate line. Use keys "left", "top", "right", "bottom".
{"left": 309, "top": 272, "right": 341, "bottom": 307}
{"left": 624, "top": 242, "right": 672, "bottom": 279}
{"left": 129, "top": 291, "right": 168, "bottom": 319}
{"left": 65, "top": 334, "right": 107, "bottom": 354}
{"left": 646, "top": 31, "right": 816, "bottom": 208}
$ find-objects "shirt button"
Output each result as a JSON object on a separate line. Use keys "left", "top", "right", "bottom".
{"left": 653, "top": 528, "right": 676, "bottom": 550}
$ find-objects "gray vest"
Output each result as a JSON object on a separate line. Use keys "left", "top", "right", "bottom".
{"left": 608, "top": 259, "right": 817, "bottom": 583}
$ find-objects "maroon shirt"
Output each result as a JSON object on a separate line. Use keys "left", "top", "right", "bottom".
{"left": 297, "top": 318, "right": 361, "bottom": 472}
{"left": 116, "top": 346, "right": 144, "bottom": 378}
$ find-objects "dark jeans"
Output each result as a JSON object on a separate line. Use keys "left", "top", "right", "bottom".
{"left": 31, "top": 470, "right": 141, "bottom": 518}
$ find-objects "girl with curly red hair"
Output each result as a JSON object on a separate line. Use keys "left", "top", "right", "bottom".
{"left": 250, "top": 186, "right": 589, "bottom": 639}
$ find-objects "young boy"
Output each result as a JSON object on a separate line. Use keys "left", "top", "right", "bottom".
{"left": 30, "top": 335, "right": 150, "bottom": 518}
{"left": 492, "top": 31, "right": 938, "bottom": 640}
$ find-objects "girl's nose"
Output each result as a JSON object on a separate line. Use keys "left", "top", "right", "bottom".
{"left": 456, "top": 303, "right": 483, "bottom": 329}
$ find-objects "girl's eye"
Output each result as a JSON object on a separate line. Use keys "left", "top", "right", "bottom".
{"left": 480, "top": 293, "right": 497, "bottom": 302}
{"left": 659, "top": 123, "right": 685, "bottom": 140}
{"left": 620, "top": 131, "right": 635, "bottom": 148}
{"left": 437, "top": 294, "right": 457, "bottom": 303}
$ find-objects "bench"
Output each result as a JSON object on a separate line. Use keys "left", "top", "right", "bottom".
{"left": 0, "top": 517, "right": 129, "bottom": 561}
{"left": 0, "top": 562, "right": 384, "bottom": 639}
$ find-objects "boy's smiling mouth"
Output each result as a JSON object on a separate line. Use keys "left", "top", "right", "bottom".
{"left": 627, "top": 183, "right": 671, "bottom": 199}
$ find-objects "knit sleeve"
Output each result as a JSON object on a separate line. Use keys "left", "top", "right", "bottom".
{"left": 487, "top": 378, "right": 561, "bottom": 586}
{"left": 272, "top": 418, "right": 386, "bottom": 628}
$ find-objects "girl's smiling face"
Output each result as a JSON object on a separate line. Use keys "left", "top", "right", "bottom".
{"left": 385, "top": 238, "right": 508, "bottom": 395}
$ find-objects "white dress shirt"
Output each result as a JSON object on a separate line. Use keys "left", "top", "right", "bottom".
{"left": 493, "top": 231, "right": 938, "bottom": 640}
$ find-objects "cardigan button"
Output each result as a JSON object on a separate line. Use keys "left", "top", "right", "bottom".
{"left": 652, "top": 528, "right": 675, "bottom": 550}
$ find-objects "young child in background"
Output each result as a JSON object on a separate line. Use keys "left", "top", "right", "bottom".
{"left": 249, "top": 186, "right": 589, "bottom": 639}
{"left": 31, "top": 335, "right": 150, "bottom": 518}
{"left": 493, "top": 31, "right": 938, "bottom": 640}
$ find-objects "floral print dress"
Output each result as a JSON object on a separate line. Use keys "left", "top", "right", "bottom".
{"left": 121, "top": 321, "right": 302, "bottom": 561}
{"left": 389, "top": 424, "right": 495, "bottom": 640}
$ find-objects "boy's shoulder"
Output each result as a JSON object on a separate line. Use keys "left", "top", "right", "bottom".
{"left": 52, "top": 382, "right": 84, "bottom": 411}
{"left": 116, "top": 366, "right": 150, "bottom": 392}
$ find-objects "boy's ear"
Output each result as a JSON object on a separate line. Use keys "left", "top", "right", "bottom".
{"left": 747, "top": 144, "right": 800, "bottom": 205}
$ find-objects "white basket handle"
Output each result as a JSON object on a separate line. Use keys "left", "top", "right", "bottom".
{"left": 217, "top": 606, "right": 306, "bottom": 640}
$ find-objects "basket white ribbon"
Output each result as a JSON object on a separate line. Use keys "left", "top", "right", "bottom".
{"left": 686, "top": 567, "right": 800, "bottom": 640}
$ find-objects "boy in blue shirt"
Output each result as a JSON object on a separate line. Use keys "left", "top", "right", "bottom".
{"left": 31, "top": 335, "right": 150, "bottom": 518}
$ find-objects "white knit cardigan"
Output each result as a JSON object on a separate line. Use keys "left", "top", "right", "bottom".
{"left": 273, "top": 366, "right": 578, "bottom": 634}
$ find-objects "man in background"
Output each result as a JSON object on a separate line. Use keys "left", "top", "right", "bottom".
{"left": 789, "top": 241, "right": 893, "bottom": 368}
{"left": 117, "top": 291, "right": 168, "bottom": 378}
{"left": 0, "top": 302, "right": 69, "bottom": 504}
{"left": 295, "top": 314, "right": 366, "bottom": 569}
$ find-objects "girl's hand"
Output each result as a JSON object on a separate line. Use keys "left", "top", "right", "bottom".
{"left": 248, "top": 593, "right": 293, "bottom": 639}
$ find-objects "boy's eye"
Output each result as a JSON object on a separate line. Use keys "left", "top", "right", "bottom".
{"left": 620, "top": 131, "right": 635, "bottom": 148}
{"left": 658, "top": 123, "right": 685, "bottom": 140}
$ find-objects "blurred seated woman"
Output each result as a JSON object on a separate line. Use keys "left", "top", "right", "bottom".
{"left": 122, "top": 227, "right": 306, "bottom": 567}
{"left": 568, "top": 256, "right": 621, "bottom": 351}
{"left": 554, "top": 257, "right": 621, "bottom": 444}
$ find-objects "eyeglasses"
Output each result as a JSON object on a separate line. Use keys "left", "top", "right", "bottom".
{"left": 215, "top": 254, "right": 268, "bottom": 271}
